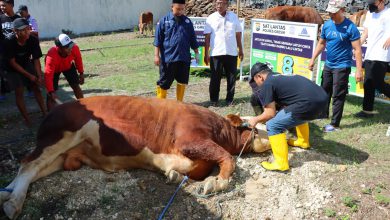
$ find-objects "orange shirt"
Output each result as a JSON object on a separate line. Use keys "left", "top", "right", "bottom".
{"left": 44, "top": 44, "right": 84, "bottom": 92}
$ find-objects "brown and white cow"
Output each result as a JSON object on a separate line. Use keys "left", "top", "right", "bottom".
{"left": 265, "top": 6, "right": 324, "bottom": 25}
{"left": 0, "top": 96, "right": 270, "bottom": 219}
{"left": 138, "top": 11, "right": 153, "bottom": 35}
{"left": 349, "top": 10, "right": 367, "bottom": 27}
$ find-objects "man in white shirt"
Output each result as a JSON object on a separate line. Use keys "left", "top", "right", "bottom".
{"left": 204, "top": 0, "right": 243, "bottom": 106}
{"left": 355, "top": 0, "right": 390, "bottom": 118}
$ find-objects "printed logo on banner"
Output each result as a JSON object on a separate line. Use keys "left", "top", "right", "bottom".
{"left": 255, "top": 22, "right": 261, "bottom": 31}
{"left": 298, "top": 28, "right": 310, "bottom": 37}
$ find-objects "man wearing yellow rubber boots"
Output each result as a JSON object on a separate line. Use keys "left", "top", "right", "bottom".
{"left": 153, "top": 0, "right": 199, "bottom": 101}
{"left": 248, "top": 63, "right": 328, "bottom": 172}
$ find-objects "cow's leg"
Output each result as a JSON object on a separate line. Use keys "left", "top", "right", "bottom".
{"left": 2, "top": 155, "right": 64, "bottom": 219}
{"left": 179, "top": 140, "right": 235, "bottom": 194}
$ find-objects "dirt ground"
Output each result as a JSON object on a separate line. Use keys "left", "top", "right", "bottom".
{"left": 1, "top": 78, "right": 389, "bottom": 220}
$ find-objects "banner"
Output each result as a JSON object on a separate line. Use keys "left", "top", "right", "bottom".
{"left": 249, "top": 19, "right": 318, "bottom": 80}
{"left": 189, "top": 17, "right": 245, "bottom": 77}
{"left": 316, "top": 27, "right": 390, "bottom": 104}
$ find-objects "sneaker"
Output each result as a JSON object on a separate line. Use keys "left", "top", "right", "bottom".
{"left": 25, "top": 91, "right": 34, "bottom": 98}
{"left": 209, "top": 101, "right": 218, "bottom": 107}
{"left": 354, "top": 111, "right": 374, "bottom": 118}
{"left": 323, "top": 124, "right": 339, "bottom": 133}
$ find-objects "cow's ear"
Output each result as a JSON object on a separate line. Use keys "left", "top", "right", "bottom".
{"left": 226, "top": 114, "right": 242, "bottom": 127}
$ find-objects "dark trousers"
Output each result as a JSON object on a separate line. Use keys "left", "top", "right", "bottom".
{"left": 363, "top": 60, "right": 390, "bottom": 111}
{"left": 209, "top": 55, "right": 237, "bottom": 102}
{"left": 321, "top": 66, "right": 351, "bottom": 127}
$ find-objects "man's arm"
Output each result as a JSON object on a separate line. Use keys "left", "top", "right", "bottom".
{"left": 351, "top": 39, "right": 363, "bottom": 82}
{"left": 154, "top": 46, "right": 160, "bottom": 66}
{"left": 248, "top": 102, "right": 276, "bottom": 127}
{"left": 204, "top": 33, "right": 211, "bottom": 65}
{"left": 236, "top": 32, "right": 243, "bottom": 61}
{"left": 309, "top": 38, "right": 326, "bottom": 71}
{"left": 10, "top": 58, "right": 39, "bottom": 84}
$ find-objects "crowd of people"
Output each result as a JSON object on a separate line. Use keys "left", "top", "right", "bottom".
{"left": 0, "top": 0, "right": 85, "bottom": 126}
{"left": 154, "top": 0, "right": 389, "bottom": 172}
{"left": 0, "top": 0, "right": 388, "bottom": 172}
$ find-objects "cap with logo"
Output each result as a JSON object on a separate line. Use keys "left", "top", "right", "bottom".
{"left": 325, "top": 0, "right": 347, "bottom": 13}
{"left": 17, "top": 5, "right": 28, "bottom": 13}
{"left": 55, "top": 34, "right": 74, "bottom": 49}
{"left": 13, "top": 18, "right": 29, "bottom": 30}
{"left": 249, "top": 62, "right": 271, "bottom": 84}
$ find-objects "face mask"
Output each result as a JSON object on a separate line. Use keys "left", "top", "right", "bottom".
{"left": 368, "top": 3, "right": 379, "bottom": 13}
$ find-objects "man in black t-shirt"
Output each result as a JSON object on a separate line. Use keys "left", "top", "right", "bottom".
{"left": 0, "top": 0, "right": 20, "bottom": 99}
{"left": 3, "top": 18, "right": 46, "bottom": 126}
{"left": 248, "top": 62, "right": 328, "bottom": 172}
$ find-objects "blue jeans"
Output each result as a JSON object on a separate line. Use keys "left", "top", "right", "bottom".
{"left": 266, "top": 109, "right": 306, "bottom": 136}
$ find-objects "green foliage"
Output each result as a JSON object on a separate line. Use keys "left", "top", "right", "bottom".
{"left": 375, "top": 194, "right": 390, "bottom": 206}
{"left": 98, "top": 194, "right": 115, "bottom": 207}
{"left": 341, "top": 196, "right": 359, "bottom": 212}
{"left": 190, "top": 68, "right": 211, "bottom": 78}
{"left": 362, "top": 187, "right": 372, "bottom": 195}
{"left": 337, "top": 214, "right": 350, "bottom": 220}
{"left": 324, "top": 208, "right": 336, "bottom": 217}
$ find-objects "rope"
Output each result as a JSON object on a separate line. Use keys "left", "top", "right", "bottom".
{"left": 157, "top": 175, "right": 189, "bottom": 220}
{"left": 0, "top": 188, "right": 13, "bottom": 192}
{"left": 237, "top": 128, "right": 256, "bottom": 160}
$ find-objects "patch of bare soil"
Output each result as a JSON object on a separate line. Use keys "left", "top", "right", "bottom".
{"left": 1, "top": 80, "right": 389, "bottom": 220}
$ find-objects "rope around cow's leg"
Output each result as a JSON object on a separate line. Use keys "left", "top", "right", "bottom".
{"left": 0, "top": 188, "right": 13, "bottom": 192}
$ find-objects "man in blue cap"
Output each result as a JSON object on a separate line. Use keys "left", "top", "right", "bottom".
{"left": 248, "top": 62, "right": 328, "bottom": 172}
{"left": 154, "top": 0, "right": 199, "bottom": 102}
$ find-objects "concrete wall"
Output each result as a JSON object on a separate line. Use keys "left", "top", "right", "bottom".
{"left": 14, "top": 0, "right": 172, "bottom": 38}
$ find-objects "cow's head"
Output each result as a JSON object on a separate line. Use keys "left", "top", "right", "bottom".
{"left": 225, "top": 114, "right": 270, "bottom": 153}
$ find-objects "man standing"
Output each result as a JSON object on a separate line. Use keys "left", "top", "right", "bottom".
{"left": 45, "top": 34, "right": 85, "bottom": 111}
{"left": 355, "top": 0, "right": 390, "bottom": 118}
{"left": 309, "top": 0, "right": 363, "bottom": 132}
{"left": 17, "top": 5, "right": 38, "bottom": 38}
{"left": 248, "top": 63, "right": 328, "bottom": 172}
{"left": 0, "top": 0, "right": 20, "bottom": 100}
{"left": 154, "top": 0, "right": 199, "bottom": 102}
{"left": 204, "top": 0, "right": 243, "bottom": 106}
{"left": 3, "top": 18, "right": 46, "bottom": 126}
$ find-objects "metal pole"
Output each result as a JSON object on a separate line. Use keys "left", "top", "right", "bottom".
{"left": 236, "top": 0, "right": 240, "bottom": 16}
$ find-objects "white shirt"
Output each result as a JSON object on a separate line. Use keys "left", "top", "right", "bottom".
{"left": 204, "top": 11, "right": 242, "bottom": 56}
{"left": 363, "top": 7, "right": 390, "bottom": 62}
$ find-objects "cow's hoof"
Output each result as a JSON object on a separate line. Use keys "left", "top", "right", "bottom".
{"left": 0, "top": 191, "right": 11, "bottom": 205}
{"left": 3, "top": 200, "right": 19, "bottom": 220}
{"left": 166, "top": 170, "right": 184, "bottom": 184}
{"left": 202, "top": 177, "right": 229, "bottom": 195}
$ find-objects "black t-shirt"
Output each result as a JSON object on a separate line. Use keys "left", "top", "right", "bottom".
{"left": 255, "top": 73, "right": 328, "bottom": 120}
{"left": 0, "top": 14, "right": 20, "bottom": 40}
{"left": 4, "top": 35, "right": 42, "bottom": 72}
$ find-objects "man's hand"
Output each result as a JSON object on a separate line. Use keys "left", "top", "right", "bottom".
{"left": 383, "top": 37, "right": 390, "bottom": 50}
{"left": 308, "top": 59, "right": 315, "bottom": 71}
{"left": 239, "top": 50, "right": 244, "bottom": 61}
{"left": 248, "top": 116, "right": 259, "bottom": 128}
{"left": 154, "top": 55, "right": 160, "bottom": 66}
{"left": 355, "top": 69, "right": 363, "bottom": 82}
{"left": 79, "top": 74, "right": 85, "bottom": 85}
{"left": 204, "top": 54, "right": 210, "bottom": 66}
{"left": 30, "top": 74, "right": 43, "bottom": 86}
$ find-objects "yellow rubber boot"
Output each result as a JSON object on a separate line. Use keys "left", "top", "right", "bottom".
{"left": 156, "top": 86, "right": 167, "bottom": 99}
{"left": 288, "top": 123, "right": 310, "bottom": 149}
{"left": 261, "top": 133, "right": 289, "bottom": 172}
{"left": 176, "top": 83, "right": 186, "bottom": 101}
